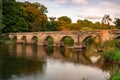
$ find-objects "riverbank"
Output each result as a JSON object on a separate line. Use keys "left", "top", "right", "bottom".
{"left": 0, "top": 34, "right": 16, "bottom": 44}
{"left": 102, "top": 40, "right": 120, "bottom": 65}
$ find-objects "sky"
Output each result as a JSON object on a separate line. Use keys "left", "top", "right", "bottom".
{"left": 16, "top": 0, "right": 120, "bottom": 23}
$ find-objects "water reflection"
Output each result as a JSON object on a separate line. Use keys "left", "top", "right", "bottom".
{"left": 0, "top": 44, "right": 119, "bottom": 80}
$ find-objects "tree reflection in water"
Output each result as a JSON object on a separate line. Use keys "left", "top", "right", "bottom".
{"left": 0, "top": 44, "right": 119, "bottom": 80}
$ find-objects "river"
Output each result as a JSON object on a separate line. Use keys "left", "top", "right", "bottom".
{"left": 0, "top": 44, "right": 119, "bottom": 80}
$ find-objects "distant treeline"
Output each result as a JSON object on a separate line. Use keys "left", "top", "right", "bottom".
{"left": 0, "top": 0, "right": 120, "bottom": 33}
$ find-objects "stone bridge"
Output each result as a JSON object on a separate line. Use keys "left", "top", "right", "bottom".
{"left": 8, "top": 30, "right": 120, "bottom": 46}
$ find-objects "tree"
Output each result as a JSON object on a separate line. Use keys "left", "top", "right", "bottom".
{"left": 24, "top": 2, "right": 48, "bottom": 31}
{"left": 46, "top": 17, "right": 59, "bottom": 31}
{"left": 114, "top": 18, "right": 120, "bottom": 29}
{"left": 2, "top": 0, "right": 29, "bottom": 32}
{"left": 102, "top": 14, "right": 112, "bottom": 25}
{"left": 76, "top": 19, "right": 94, "bottom": 30}
{"left": 58, "top": 16, "right": 72, "bottom": 30}
{"left": 0, "top": 0, "right": 4, "bottom": 33}
{"left": 2, "top": 1, "right": 48, "bottom": 32}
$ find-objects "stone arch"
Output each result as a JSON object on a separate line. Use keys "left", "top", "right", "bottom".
{"left": 60, "top": 36, "right": 74, "bottom": 46}
{"left": 12, "top": 36, "right": 17, "bottom": 40}
{"left": 21, "top": 36, "right": 27, "bottom": 44}
{"left": 81, "top": 35, "right": 93, "bottom": 42}
{"left": 43, "top": 36, "right": 54, "bottom": 46}
{"left": 114, "top": 35, "right": 120, "bottom": 39}
{"left": 31, "top": 36, "right": 38, "bottom": 44}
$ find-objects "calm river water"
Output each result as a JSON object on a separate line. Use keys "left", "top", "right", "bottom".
{"left": 0, "top": 44, "right": 118, "bottom": 80}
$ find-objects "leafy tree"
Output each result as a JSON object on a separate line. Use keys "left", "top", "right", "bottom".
{"left": 58, "top": 16, "right": 72, "bottom": 30}
{"left": 0, "top": 0, "right": 4, "bottom": 33}
{"left": 46, "top": 17, "right": 59, "bottom": 31}
{"left": 2, "top": 0, "right": 29, "bottom": 32}
{"left": 102, "top": 14, "right": 112, "bottom": 25}
{"left": 58, "top": 16, "right": 71, "bottom": 24}
{"left": 114, "top": 18, "right": 120, "bottom": 29}
{"left": 24, "top": 2, "right": 48, "bottom": 31}
{"left": 2, "top": 0, "right": 48, "bottom": 32}
{"left": 76, "top": 19, "right": 94, "bottom": 30}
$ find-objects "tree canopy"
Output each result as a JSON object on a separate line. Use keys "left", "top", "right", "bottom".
{"left": 114, "top": 18, "right": 120, "bottom": 29}
{"left": 0, "top": 0, "right": 119, "bottom": 33}
{"left": 2, "top": 0, "right": 48, "bottom": 33}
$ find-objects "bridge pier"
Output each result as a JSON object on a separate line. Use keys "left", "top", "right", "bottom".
{"left": 37, "top": 42, "right": 44, "bottom": 45}
{"left": 16, "top": 35, "right": 23, "bottom": 44}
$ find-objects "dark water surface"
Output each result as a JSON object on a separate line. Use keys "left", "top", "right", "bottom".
{"left": 0, "top": 44, "right": 118, "bottom": 80}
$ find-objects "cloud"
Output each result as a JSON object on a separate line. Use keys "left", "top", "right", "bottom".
{"left": 72, "top": 0, "right": 88, "bottom": 4}
{"left": 77, "top": 15, "right": 102, "bottom": 20}
{"left": 114, "top": 13, "right": 120, "bottom": 18}
{"left": 100, "top": 1, "right": 120, "bottom": 8}
{"left": 54, "top": 0, "right": 88, "bottom": 4}
{"left": 83, "top": 16, "right": 102, "bottom": 20}
{"left": 100, "top": 1, "right": 120, "bottom": 19}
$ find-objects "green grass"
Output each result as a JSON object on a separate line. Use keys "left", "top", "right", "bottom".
{"left": 103, "top": 48, "right": 120, "bottom": 61}
{"left": 4, "top": 40, "right": 16, "bottom": 44}
{"left": 111, "top": 73, "right": 120, "bottom": 80}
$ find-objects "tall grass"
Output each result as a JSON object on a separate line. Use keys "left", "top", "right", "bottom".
{"left": 103, "top": 39, "right": 120, "bottom": 61}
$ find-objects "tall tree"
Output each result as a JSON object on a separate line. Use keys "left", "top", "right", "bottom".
{"left": 58, "top": 16, "right": 72, "bottom": 30}
{"left": 46, "top": 17, "right": 59, "bottom": 31}
{"left": 2, "top": 0, "right": 29, "bottom": 32}
{"left": 114, "top": 18, "right": 120, "bottom": 29}
{"left": 0, "top": 0, "right": 4, "bottom": 33}
{"left": 2, "top": 0, "right": 48, "bottom": 32}
{"left": 102, "top": 14, "right": 112, "bottom": 25}
{"left": 76, "top": 19, "right": 94, "bottom": 30}
{"left": 24, "top": 2, "right": 48, "bottom": 31}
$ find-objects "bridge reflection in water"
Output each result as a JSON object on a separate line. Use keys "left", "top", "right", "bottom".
{"left": 8, "top": 44, "right": 103, "bottom": 65}
{"left": 0, "top": 44, "right": 119, "bottom": 80}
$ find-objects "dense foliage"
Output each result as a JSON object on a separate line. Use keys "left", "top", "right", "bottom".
{"left": 0, "top": 0, "right": 4, "bottom": 33}
{"left": 1, "top": 0, "right": 120, "bottom": 33}
{"left": 114, "top": 18, "right": 120, "bottom": 29}
{"left": 2, "top": 0, "right": 48, "bottom": 32}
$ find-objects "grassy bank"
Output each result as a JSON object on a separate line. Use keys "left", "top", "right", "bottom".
{"left": 0, "top": 34, "right": 16, "bottom": 44}
{"left": 102, "top": 39, "right": 120, "bottom": 64}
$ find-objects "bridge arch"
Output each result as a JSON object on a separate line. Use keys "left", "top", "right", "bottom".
{"left": 31, "top": 36, "right": 38, "bottom": 44}
{"left": 82, "top": 35, "right": 92, "bottom": 42}
{"left": 81, "top": 34, "right": 100, "bottom": 42}
{"left": 114, "top": 35, "right": 120, "bottom": 39}
{"left": 60, "top": 36, "right": 74, "bottom": 46}
{"left": 12, "top": 36, "right": 17, "bottom": 40}
{"left": 44, "top": 36, "right": 54, "bottom": 46}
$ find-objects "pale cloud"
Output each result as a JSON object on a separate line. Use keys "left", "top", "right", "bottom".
{"left": 83, "top": 16, "right": 102, "bottom": 20}
{"left": 114, "top": 13, "right": 120, "bottom": 18}
{"left": 100, "top": 1, "right": 120, "bottom": 14}
{"left": 54, "top": 0, "right": 88, "bottom": 4}
{"left": 77, "top": 15, "right": 102, "bottom": 20}
{"left": 100, "top": 1, "right": 120, "bottom": 21}
{"left": 100, "top": 1, "right": 120, "bottom": 8}
{"left": 71, "top": 0, "right": 88, "bottom": 4}
{"left": 16, "top": 0, "right": 120, "bottom": 23}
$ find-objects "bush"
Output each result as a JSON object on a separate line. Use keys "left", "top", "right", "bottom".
{"left": 0, "top": 34, "right": 9, "bottom": 43}
{"left": 104, "top": 48, "right": 120, "bottom": 61}
{"left": 111, "top": 73, "right": 120, "bottom": 80}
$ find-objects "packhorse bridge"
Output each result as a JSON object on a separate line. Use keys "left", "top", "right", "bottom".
{"left": 8, "top": 30, "right": 120, "bottom": 46}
